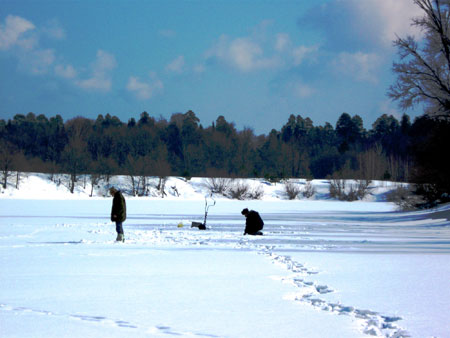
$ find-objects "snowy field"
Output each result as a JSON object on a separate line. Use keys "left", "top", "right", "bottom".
{"left": 1, "top": 174, "right": 450, "bottom": 337}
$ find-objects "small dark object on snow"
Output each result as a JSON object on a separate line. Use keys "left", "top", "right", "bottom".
{"left": 191, "top": 196, "right": 216, "bottom": 230}
{"left": 191, "top": 221, "right": 206, "bottom": 230}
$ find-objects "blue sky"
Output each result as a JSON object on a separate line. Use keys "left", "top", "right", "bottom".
{"left": 0, "top": 0, "right": 423, "bottom": 134}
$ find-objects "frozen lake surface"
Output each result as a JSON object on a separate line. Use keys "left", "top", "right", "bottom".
{"left": 1, "top": 198, "right": 450, "bottom": 337}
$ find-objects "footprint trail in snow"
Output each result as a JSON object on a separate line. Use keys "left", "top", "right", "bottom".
{"left": 0, "top": 303, "right": 221, "bottom": 337}
{"left": 258, "top": 245, "right": 409, "bottom": 338}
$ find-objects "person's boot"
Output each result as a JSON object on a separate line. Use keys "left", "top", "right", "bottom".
{"left": 117, "top": 233, "right": 124, "bottom": 242}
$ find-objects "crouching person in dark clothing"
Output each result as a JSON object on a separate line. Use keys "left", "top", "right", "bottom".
{"left": 109, "top": 187, "right": 126, "bottom": 242}
{"left": 242, "top": 208, "right": 264, "bottom": 235}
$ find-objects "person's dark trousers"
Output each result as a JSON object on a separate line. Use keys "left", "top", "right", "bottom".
{"left": 115, "top": 222, "right": 124, "bottom": 242}
{"left": 116, "top": 222, "right": 124, "bottom": 234}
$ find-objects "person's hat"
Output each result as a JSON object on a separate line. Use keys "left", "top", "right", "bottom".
{"left": 241, "top": 208, "right": 249, "bottom": 215}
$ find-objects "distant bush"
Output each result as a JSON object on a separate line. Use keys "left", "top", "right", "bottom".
{"left": 248, "top": 185, "right": 264, "bottom": 200}
{"left": 285, "top": 180, "right": 301, "bottom": 200}
{"left": 228, "top": 181, "right": 250, "bottom": 200}
{"left": 329, "top": 179, "right": 346, "bottom": 200}
{"left": 264, "top": 174, "right": 282, "bottom": 184}
{"left": 354, "top": 180, "right": 371, "bottom": 200}
{"left": 386, "top": 184, "right": 425, "bottom": 210}
{"left": 284, "top": 180, "right": 316, "bottom": 199}
{"left": 203, "top": 177, "right": 232, "bottom": 196}
{"left": 204, "top": 178, "right": 264, "bottom": 200}
{"left": 302, "top": 181, "right": 316, "bottom": 198}
{"left": 415, "top": 183, "right": 449, "bottom": 206}
{"left": 329, "top": 179, "right": 371, "bottom": 201}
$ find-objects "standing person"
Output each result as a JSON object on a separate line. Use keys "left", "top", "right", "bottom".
{"left": 241, "top": 208, "right": 264, "bottom": 235}
{"left": 110, "top": 187, "right": 126, "bottom": 242}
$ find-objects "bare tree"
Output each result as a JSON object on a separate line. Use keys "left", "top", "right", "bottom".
{"left": 124, "top": 155, "right": 139, "bottom": 196}
{"left": 0, "top": 140, "right": 15, "bottom": 189}
{"left": 63, "top": 117, "right": 91, "bottom": 193}
{"left": 388, "top": 0, "right": 450, "bottom": 118}
{"left": 62, "top": 141, "right": 88, "bottom": 194}
{"left": 12, "top": 152, "right": 27, "bottom": 189}
{"left": 89, "top": 174, "right": 101, "bottom": 197}
{"left": 157, "top": 176, "right": 168, "bottom": 198}
{"left": 357, "top": 145, "right": 388, "bottom": 180}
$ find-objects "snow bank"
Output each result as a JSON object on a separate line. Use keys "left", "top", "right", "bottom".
{"left": 0, "top": 173, "right": 401, "bottom": 205}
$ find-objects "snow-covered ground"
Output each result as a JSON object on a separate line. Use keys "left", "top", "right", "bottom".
{"left": 1, "top": 174, "right": 450, "bottom": 337}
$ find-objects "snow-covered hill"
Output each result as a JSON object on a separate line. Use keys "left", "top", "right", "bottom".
{"left": 0, "top": 172, "right": 400, "bottom": 203}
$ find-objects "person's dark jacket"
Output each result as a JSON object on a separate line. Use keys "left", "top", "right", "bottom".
{"left": 111, "top": 191, "right": 126, "bottom": 222}
{"left": 244, "top": 210, "right": 264, "bottom": 235}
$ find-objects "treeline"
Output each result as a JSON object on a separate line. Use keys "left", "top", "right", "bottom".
{"left": 0, "top": 110, "right": 449, "bottom": 199}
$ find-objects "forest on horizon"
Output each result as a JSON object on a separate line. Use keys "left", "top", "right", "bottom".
{"left": 1, "top": 108, "right": 449, "bottom": 201}
{"left": 0, "top": 109, "right": 436, "bottom": 173}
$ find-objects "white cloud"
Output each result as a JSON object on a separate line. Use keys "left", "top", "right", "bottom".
{"left": 0, "top": 15, "right": 57, "bottom": 76}
{"left": 127, "top": 72, "right": 163, "bottom": 100}
{"left": 292, "top": 45, "right": 319, "bottom": 66}
{"left": 206, "top": 29, "right": 320, "bottom": 73}
{"left": 158, "top": 29, "right": 176, "bottom": 38}
{"left": 166, "top": 55, "right": 185, "bottom": 73}
{"left": 229, "top": 38, "right": 264, "bottom": 71}
{"left": 19, "top": 48, "right": 55, "bottom": 75}
{"left": 354, "top": 0, "right": 424, "bottom": 46}
{"left": 207, "top": 35, "right": 279, "bottom": 72}
{"left": 293, "top": 82, "right": 315, "bottom": 98}
{"left": 299, "top": 0, "right": 424, "bottom": 52}
{"left": 76, "top": 50, "right": 117, "bottom": 91}
{"left": 275, "top": 33, "right": 291, "bottom": 52}
{"left": 333, "top": 51, "right": 381, "bottom": 84}
{"left": 42, "top": 19, "right": 66, "bottom": 40}
{"left": 54, "top": 63, "right": 77, "bottom": 79}
{"left": 93, "top": 50, "right": 117, "bottom": 71}
{"left": 193, "top": 64, "right": 206, "bottom": 73}
{"left": 0, "top": 15, "right": 35, "bottom": 50}
{"left": 275, "top": 32, "right": 319, "bottom": 67}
